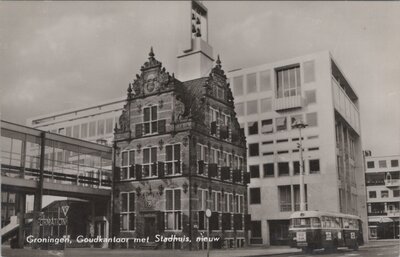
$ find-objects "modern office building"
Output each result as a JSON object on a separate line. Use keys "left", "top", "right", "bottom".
{"left": 226, "top": 51, "right": 367, "bottom": 246}
{"left": 27, "top": 97, "right": 125, "bottom": 146}
{"left": 23, "top": 1, "right": 368, "bottom": 249}
{"left": 365, "top": 155, "right": 400, "bottom": 240}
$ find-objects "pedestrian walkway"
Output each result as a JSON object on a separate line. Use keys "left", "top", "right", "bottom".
{"left": 3, "top": 240, "right": 399, "bottom": 257}
{"left": 363, "top": 239, "right": 400, "bottom": 248}
{"left": 1, "top": 245, "right": 300, "bottom": 257}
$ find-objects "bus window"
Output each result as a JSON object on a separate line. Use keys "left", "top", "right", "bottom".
{"left": 343, "top": 218, "right": 350, "bottom": 229}
{"left": 291, "top": 218, "right": 311, "bottom": 228}
{"left": 311, "top": 217, "right": 321, "bottom": 228}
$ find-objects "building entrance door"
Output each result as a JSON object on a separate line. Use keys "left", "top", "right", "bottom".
{"left": 144, "top": 217, "right": 156, "bottom": 241}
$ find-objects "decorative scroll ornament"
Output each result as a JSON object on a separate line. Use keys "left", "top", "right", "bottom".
{"left": 130, "top": 47, "right": 179, "bottom": 97}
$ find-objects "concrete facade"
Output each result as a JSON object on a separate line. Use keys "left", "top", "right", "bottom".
{"left": 226, "top": 51, "right": 367, "bottom": 246}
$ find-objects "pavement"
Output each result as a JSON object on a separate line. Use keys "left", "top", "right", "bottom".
{"left": 1, "top": 239, "right": 399, "bottom": 257}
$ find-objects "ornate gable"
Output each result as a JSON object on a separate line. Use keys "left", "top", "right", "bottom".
{"left": 204, "top": 55, "right": 234, "bottom": 107}
{"left": 130, "top": 47, "right": 180, "bottom": 98}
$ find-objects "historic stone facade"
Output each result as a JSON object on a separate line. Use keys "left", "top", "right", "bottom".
{"left": 113, "top": 48, "right": 249, "bottom": 250}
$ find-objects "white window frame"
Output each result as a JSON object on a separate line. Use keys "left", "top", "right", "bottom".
{"left": 142, "top": 147, "right": 157, "bottom": 178}
{"left": 120, "top": 150, "right": 135, "bottom": 180}
{"left": 120, "top": 191, "right": 135, "bottom": 232}
{"left": 143, "top": 105, "right": 158, "bottom": 135}
{"left": 165, "top": 189, "right": 182, "bottom": 231}
{"left": 165, "top": 144, "right": 181, "bottom": 176}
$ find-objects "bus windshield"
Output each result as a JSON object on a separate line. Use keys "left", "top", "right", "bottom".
{"left": 291, "top": 217, "right": 321, "bottom": 228}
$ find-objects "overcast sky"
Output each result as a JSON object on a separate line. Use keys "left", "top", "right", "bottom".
{"left": 0, "top": 1, "right": 399, "bottom": 156}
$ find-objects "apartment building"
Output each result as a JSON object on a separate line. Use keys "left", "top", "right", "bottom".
{"left": 365, "top": 155, "right": 400, "bottom": 240}
{"left": 227, "top": 51, "right": 367, "bottom": 246}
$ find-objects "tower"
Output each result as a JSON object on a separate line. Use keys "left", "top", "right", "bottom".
{"left": 176, "top": 1, "right": 214, "bottom": 82}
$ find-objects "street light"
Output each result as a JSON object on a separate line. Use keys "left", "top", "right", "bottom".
{"left": 292, "top": 119, "right": 308, "bottom": 212}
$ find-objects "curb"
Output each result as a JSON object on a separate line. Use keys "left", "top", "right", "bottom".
{"left": 362, "top": 243, "right": 399, "bottom": 249}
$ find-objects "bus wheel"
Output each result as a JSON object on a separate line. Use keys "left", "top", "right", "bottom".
{"left": 350, "top": 242, "right": 359, "bottom": 251}
{"left": 302, "top": 247, "right": 313, "bottom": 254}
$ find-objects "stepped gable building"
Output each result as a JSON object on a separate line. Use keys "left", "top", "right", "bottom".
{"left": 112, "top": 47, "right": 250, "bottom": 250}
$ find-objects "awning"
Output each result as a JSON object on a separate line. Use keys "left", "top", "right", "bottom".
{"left": 368, "top": 216, "right": 394, "bottom": 223}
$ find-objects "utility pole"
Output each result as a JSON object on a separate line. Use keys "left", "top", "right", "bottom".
{"left": 292, "top": 120, "right": 308, "bottom": 211}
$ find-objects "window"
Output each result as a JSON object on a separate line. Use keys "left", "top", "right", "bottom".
{"left": 198, "top": 189, "right": 207, "bottom": 211}
{"left": 143, "top": 147, "right": 157, "bottom": 177}
{"left": 144, "top": 106, "right": 158, "bottom": 135}
{"left": 248, "top": 121, "right": 258, "bottom": 135}
{"left": 121, "top": 150, "right": 135, "bottom": 180}
{"left": 66, "top": 127, "right": 72, "bottom": 137}
{"left": 393, "top": 190, "right": 400, "bottom": 197}
{"left": 233, "top": 76, "right": 244, "bottom": 96}
{"left": 166, "top": 144, "right": 181, "bottom": 175}
{"left": 278, "top": 186, "right": 292, "bottom": 212}
{"left": 309, "top": 159, "right": 320, "bottom": 174}
{"left": 106, "top": 118, "right": 114, "bottom": 134}
{"left": 391, "top": 160, "right": 399, "bottom": 167}
{"left": 303, "top": 60, "right": 315, "bottom": 83}
{"left": 260, "top": 70, "right": 271, "bottom": 91}
{"left": 246, "top": 73, "right": 257, "bottom": 93}
{"left": 212, "top": 191, "right": 222, "bottom": 212}
{"left": 276, "top": 139, "right": 289, "bottom": 143}
{"left": 263, "top": 163, "right": 274, "bottom": 177}
{"left": 246, "top": 100, "right": 258, "bottom": 115}
{"left": 262, "top": 141, "right": 273, "bottom": 145}
{"left": 249, "top": 188, "right": 261, "bottom": 204}
{"left": 235, "top": 103, "right": 244, "bottom": 116}
{"left": 260, "top": 98, "right": 272, "bottom": 113}
{"left": 276, "top": 117, "right": 287, "bottom": 131}
{"left": 165, "top": 189, "right": 182, "bottom": 230}
{"left": 251, "top": 221, "right": 262, "bottom": 238}
{"left": 261, "top": 119, "right": 273, "bottom": 134}
{"left": 224, "top": 192, "right": 233, "bottom": 213}
{"left": 89, "top": 121, "right": 96, "bottom": 137}
{"left": 250, "top": 165, "right": 260, "bottom": 178}
{"left": 293, "top": 161, "right": 300, "bottom": 175}
{"left": 248, "top": 143, "right": 259, "bottom": 157}
{"left": 73, "top": 125, "right": 80, "bottom": 138}
{"left": 120, "top": 192, "right": 135, "bottom": 231}
{"left": 58, "top": 128, "right": 65, "bottom": 135}
{"left": 291, "top": 114, "right": 303, "bottom": 126}
{"left": 197, "top": 144, "right": 208, "bottom": 175}
{"left": 378, "top": 160, "right": 387, "bottom": 168}
{"left": 305, "top": 90, "right": 316, "bottom": 104}
{"left": 97, "top": 120, "right": 105, "bottom": 136}
{"left": 278, "top": 162, "right": 289, "bottom": 176}
{"left": 369, "top": 191, "right": 377, "bottom": 199}
{"left": 306, "top": 112, "right": 318, "bottom": 127}
{"left": 381, "top": 190, "right": 389, "bottom": 198}
{"left": 367, "top": 161, "right": 375, "bottom": 169}
{"left": 276, "top": 66, "right": 300, "bottom": 98}
{"left": 81, "top": 123, "right": 88, "bottom": 138}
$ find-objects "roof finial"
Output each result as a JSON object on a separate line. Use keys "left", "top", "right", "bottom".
{"left": 149, "top": 46, "right": 155, "bottom": 59}
{"left": 216, "top": 54, "right": 221, "bottom": 68}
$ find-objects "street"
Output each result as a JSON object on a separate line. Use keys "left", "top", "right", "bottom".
{"left": 2, "top": 243, "right": 399, "bottom": 257}
{"left": 272, "top": 245, "right": 400, "bottom": 257}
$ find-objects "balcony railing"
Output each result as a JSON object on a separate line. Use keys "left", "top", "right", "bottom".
{"left": 273, "top": 95, "right": 302, "bottom": 111}
{"left": 385, "top": 179, "right": 400, "bottom": 188}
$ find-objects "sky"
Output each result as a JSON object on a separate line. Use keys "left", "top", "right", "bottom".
{"left": 0, "top": 1, "right": 399, "bottom": 156}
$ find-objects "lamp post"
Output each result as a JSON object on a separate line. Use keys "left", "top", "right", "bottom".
{"left": 292, "top": 120, "right": 308, "bottom": 212}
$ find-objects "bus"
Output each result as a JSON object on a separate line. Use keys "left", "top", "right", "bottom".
{"left": 289, "top": 211, "right": 364, "bottom": 253}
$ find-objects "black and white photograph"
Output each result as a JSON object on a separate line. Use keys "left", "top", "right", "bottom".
{"left": 0, "top": 1, "right": 399, "bottom": 257}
